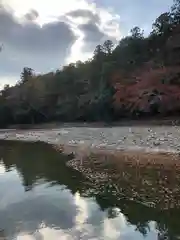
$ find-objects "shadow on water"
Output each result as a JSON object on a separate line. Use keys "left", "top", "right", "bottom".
{"left": 0, "top": 140, "right": 180, "bottom": 239}
{"left": 0, "top": 140, "right": 84, "bottom": 194}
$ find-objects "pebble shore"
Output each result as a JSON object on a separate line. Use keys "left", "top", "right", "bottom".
{"left": 0, "top": 125, "right": 180, "bottom": 153}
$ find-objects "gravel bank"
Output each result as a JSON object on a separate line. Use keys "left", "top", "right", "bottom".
{"left": 0, "top": 125, "right": 180, "bottom": 153}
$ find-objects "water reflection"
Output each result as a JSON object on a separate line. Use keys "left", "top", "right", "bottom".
{"left": 0, "top": 140, "right": 179, "bottom": 239}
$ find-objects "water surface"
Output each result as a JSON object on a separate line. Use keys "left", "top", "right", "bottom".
{"left": 0, "top": 140, "right": 179, "bottom": 239}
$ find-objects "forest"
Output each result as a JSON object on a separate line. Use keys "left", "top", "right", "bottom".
{"left": 1, "top": 0, "right": 180, "bottom": 127}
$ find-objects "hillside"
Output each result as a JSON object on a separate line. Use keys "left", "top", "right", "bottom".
{"left": 1, "top": 0, "right": 180, "bottom": 127}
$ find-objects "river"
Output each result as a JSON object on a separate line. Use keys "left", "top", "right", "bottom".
{"left": 0, "top": 140, "right": 180, "bottom": 239}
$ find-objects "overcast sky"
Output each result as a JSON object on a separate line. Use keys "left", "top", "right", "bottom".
{"left": 0, "top": 0, "right": 174, "bottom": 88}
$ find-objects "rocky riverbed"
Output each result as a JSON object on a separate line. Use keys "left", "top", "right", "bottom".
{"left": 0, "top": 125, "right": 180, "bottom": 153}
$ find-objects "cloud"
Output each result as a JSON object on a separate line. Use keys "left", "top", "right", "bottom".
{"left": 66, "top": 8, "right": 121, "bottom": 56}
{"left": 0, "top": 187, "right": 77, "bottom": 238}
{"left": 95, "top": 0, "right": 174, "bottom": 36}
{"left": 67, "top": 9, "right": 100, "bottom": 24}
{"left": 78, "top": 21, "right": 106, "bottom": 52}
{"left": 24, "top": 9, "right": 39, "bottom": 21}
{"left": 0, "top": 0, "right": 173, "bottom": 88}
{"left": 0, "top": 5, "right": 76, "bottom": 83}
{"left": 0, "top": 0, "right": 121, "bottom": 87}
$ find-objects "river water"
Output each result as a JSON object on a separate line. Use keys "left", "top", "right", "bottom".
{"left": 0, "top": 140, "right": 180, "bottom": 240}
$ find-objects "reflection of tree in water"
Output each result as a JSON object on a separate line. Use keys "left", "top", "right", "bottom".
{"left": 94, "top": 190, "right": 180, "bottom": 239}
{"left": 0, "top": 140, "right": 85, "bottom": 194}
{"left": 1, "top": 140, "right": 180, "bottom": 239}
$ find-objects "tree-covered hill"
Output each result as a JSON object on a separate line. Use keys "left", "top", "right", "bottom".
{"left": 1, "top": 0, "right": 180, "bottom": 127}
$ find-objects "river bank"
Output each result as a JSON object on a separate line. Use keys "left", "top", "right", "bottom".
{"left": 5, "top": 117, "right": 180, "bottom": 130}
{"left": 1, "top": 125, "right": 180, "bottom": 173}
{"left": 1, "top": 126, "right": 180, "bottom": 210}
{"left": 1, "top": 125, "right": 180, "bottom": 153}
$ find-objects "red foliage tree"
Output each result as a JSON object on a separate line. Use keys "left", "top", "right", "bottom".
{"left": 113, "top": 66, "right": 180, "bottom": 114}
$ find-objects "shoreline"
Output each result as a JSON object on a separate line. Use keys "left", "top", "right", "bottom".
{"left": 4, "top": 118, "right": 180, "bottom": 130}
{"left": 1, "top": 126, "right": 180, "bottom": 156}
{"left": 1, "top": 128, "right": 180, "bottom": 210}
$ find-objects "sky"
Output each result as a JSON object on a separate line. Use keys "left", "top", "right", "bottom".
{"left": 0, "top": 0, "right": 174, "bottom": 88}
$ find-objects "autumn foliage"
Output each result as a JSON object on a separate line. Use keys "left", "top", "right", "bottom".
{"left": 1, "top": 0, "right": 180, "bottom": 126}
{"left": 113, "top": 66, "right": 180, "bottom": 115}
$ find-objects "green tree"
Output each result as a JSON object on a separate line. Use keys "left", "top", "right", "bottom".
{"left": 130, "top": 26, "right": 144, "bottom": 39}
{"left": 152, "top": 12, "right": 173, "bottom": 36}
{"left": 171, "top": 0, "right": 180, "bottom": 25}
{"left": 20, "top": 67, "right": 34, "bottom": 84}
{"left": 103, "top": 40, "right": 114, "bottom": 55}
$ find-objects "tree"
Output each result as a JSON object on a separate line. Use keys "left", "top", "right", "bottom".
{"left": 152, "top": 12, "right": 173, "bottom": 36}
{"left": 20, "top": 67, "right": 34, "bottom": 84}
{"left": 1, "top": 0, "right": 180, "bottom": 126}
{"left": 112, "top": 28, "right": 147, "bottom": 72}
{"left": 103, "top": 40, "right": 114, "bottom": 55}
{"left": 171, "top": 0, "right": 180, "bottom": 25}
{"left": 130, "top": 26, "right": 144, "bottom": 39}
{"left": 93, "top": 44, "right": 105, "bottom": 63}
